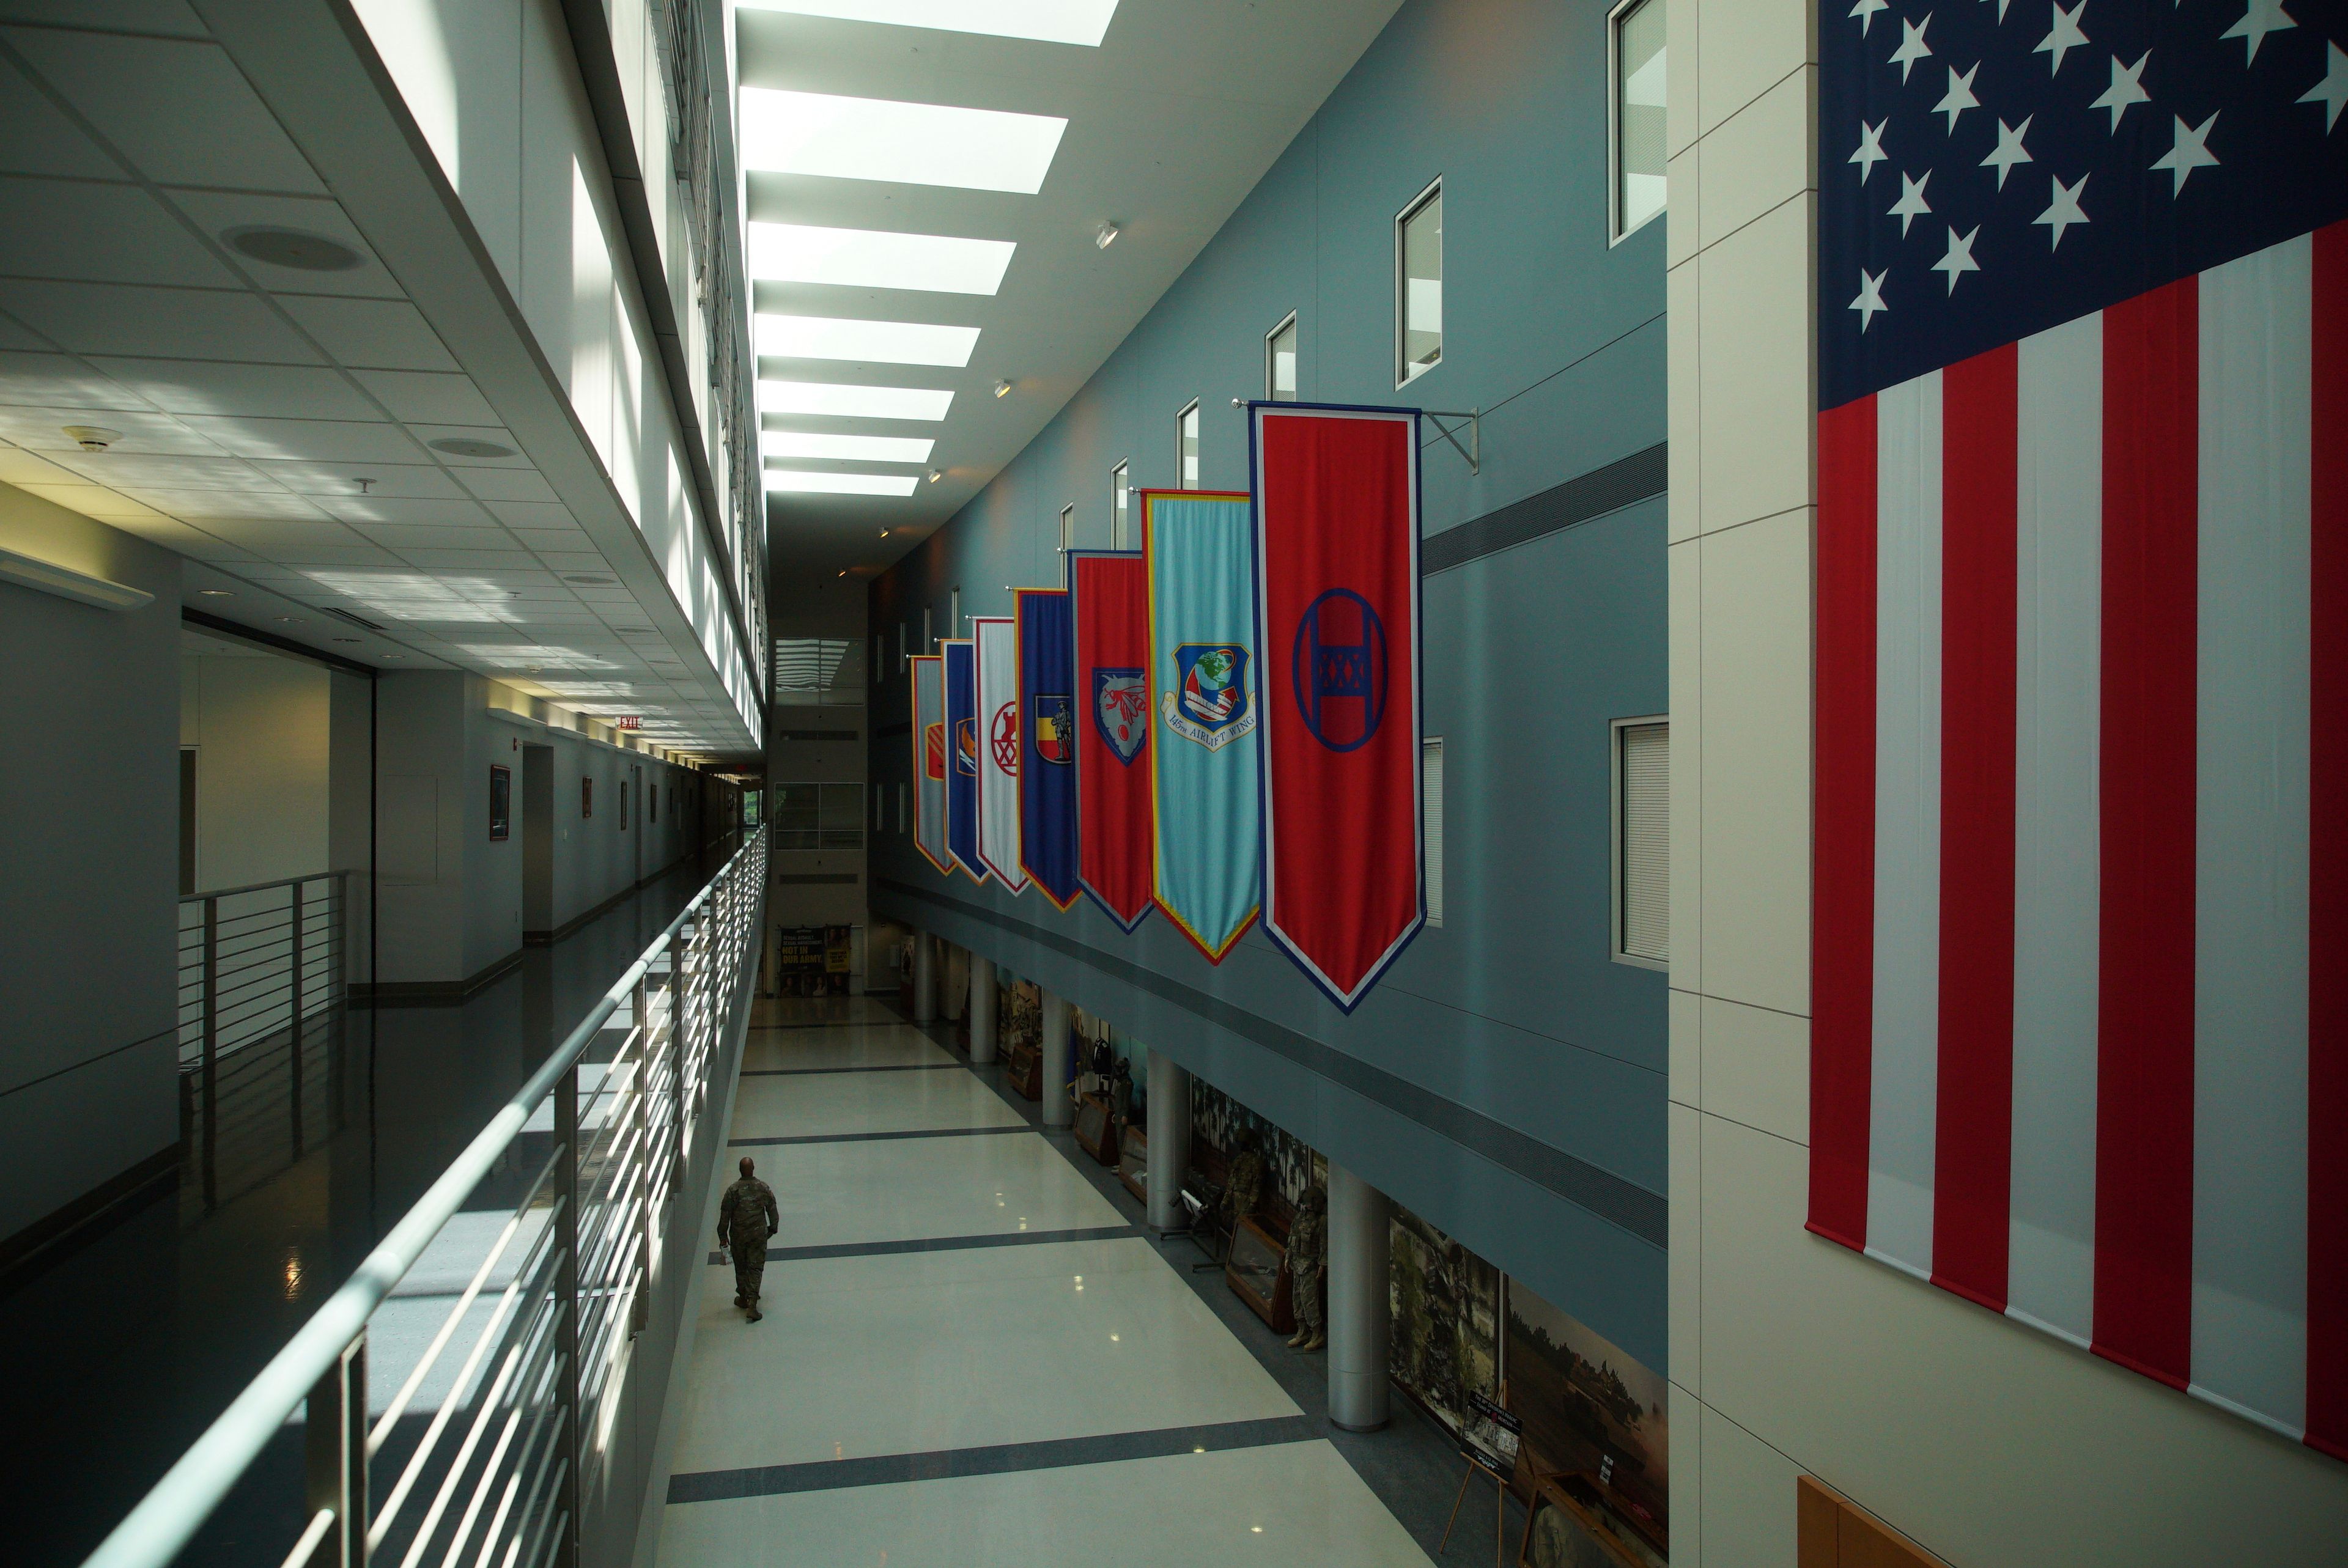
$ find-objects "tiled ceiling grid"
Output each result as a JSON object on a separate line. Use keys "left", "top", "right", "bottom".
{"left": 0, "top": 18, "right": 744, "bottom": 756}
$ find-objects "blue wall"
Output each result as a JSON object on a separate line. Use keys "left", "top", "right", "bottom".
{"left": 866, "top": 0, "right": 1672, "bottom": 1370}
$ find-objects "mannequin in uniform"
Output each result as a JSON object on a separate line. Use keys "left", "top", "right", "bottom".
{"left": 1285, "top": 1184, "right": 1327, "bottom": 1352}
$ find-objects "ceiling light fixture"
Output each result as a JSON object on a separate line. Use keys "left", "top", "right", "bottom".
{"left": 1096, "top": 221, "right": 1119, "bottom": 249}
{"left": 757, "top": 380, "right": 953, "bottom": 421}
{"left": 756, "top": 314, "right": 979, "bottom": 367}
{"left": 736, "top": 0, "right": 1118, "bottom": 46}
{"left": 224, "top": 226, "right": 363, "bottom": 271}
{"left": 198, "top": 588, "right": 234, "bottom": 597}
{"left": 64, "top": 425, "right": 120, "bottom": 452}
{"left": 762, "top": 431, "right": 934, "bottom": 464}
{"left": 748, "top": 222, "right": 1015, "bottom": 295}
{"left": 764, "top": 470, "right": 921, "bottom": 496}
{"left": 429, "top": 436, "right": 517, "bottom": 459}
{"left": 737, "top": 87, "right": 1067, "bottom": 194}
{"left": 992, "top": 380, "right": 1012, "bottom": 398}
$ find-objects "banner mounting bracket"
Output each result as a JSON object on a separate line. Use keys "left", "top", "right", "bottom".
{"left": 1231, "top": 399, "right": 1482, "bottom": 476}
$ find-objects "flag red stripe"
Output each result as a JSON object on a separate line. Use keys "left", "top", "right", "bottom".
{"left": 1810, "top": 394, "right": 1879, "bottom": 1251}
{"left": 1932, "top": 344, "right": 2019, "bottom": 1311}
{"left": 2308, "top": 219, "right": 2348, "bottom": 1460}
{"left": 2091, "top": 279, "right": 2199, "bottom": 1389}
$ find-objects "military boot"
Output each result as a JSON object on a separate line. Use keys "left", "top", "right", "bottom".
{"left": 1287, "top": 1326, "right": 1310, "bottom": 1348}
{"left": 1300, "top": 1330, "right": 1325, "bottom": 1352}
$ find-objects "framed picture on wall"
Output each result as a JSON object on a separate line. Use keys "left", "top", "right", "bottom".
{"left": 581, "top": 777, "right": 593, "bottom": 818}
{"left": 489, "top": 765, "right": 511, "bottom": 841}
{"left": 650, "top": 783, "right": 659, "bottom": 823}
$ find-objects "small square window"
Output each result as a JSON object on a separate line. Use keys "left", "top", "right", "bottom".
{"left": 1612, "top": 717, "right": 1669, "bottom": 967}
{"left": 1265, "top": 312, "right": 1298, "bottom": 402}
{"left": 1177, "top": 400, "right": 1200, "bottom": 488}
{"left": 1611, "top": 0, "right": 1667, "bottom": 241}
{"left": 1059, "top": 502, "right": 1076, "bottom": 556}
{"left": 1111, "top": 460, "right": 1131, "bottom": 548}
{"left": 1396, "top": 179, "right": 1442, "bottom": 386}
{"left": 1421, "top": 738, "right": 1443, "bottom": 927}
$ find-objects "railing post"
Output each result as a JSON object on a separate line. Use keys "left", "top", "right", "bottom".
{"left": 670, "top": 947, "right": 687, "bottom": 1182}
{"left": 331, "top": 872, "right": 348, "bottom": 1135}
{"left": 554, "top": 1061, "right": 581, "bottom": 1568}
{"left": 303, "top": 1331, "right": 367, "bottom": 1568}
{"left": 289, "top": 879, "right": 305, "bottom": 1157}
{"left": 632, "top": 972, "right": 653, "bottom": 1338}
{"left": 202, "top": 895, "right": 219, "bottom": 1211}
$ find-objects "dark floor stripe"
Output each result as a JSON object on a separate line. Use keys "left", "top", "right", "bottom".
{"left": 666, "top": 1415, "right": 1319, "bottom": 1503}
{"left": 747, "top": 1018, "right": 925, "bottom": 1032}
{"left": 707, "top": 1223, "right": 1143, "bottom": 1267}
{"left": 739, "top": 1062, "right": 962, "bottom": 1077}
{"left": 726, "top": 1124, "right": 1030, "bottom": 1148}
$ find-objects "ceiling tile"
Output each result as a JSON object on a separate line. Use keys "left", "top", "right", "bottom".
{"left": 83, "top": 356, "right": 377, "bottom": 420}
{"left": 349, "top": 369, "right": 497, "bottom": 426}
{"left": 389, "top": 548, "right": 538, "bottom": 570}
{"left": 0, "top": 351, "right": 155, "bottom": 410}
{"left": 0, "top": 175, "right": 237, "bottom": 287}
{"left": 484, "top": 500, "right": 575, "bottom": 529}
{"left": 276, "top": 295, "right": 459, "bottom": 373}
{"left": 352, "top": 524, "right": 517, "bottom": 553}
{"left": 247, "top": 458, "right": 464, "bottom": 498}
{"left": 531, "top": 550, "right": 611, "bottom": 572}
{"left": 0, "top": 53, "right": 116, "bottom": 179}
{"left": 180, "top": 415, "right": 424, "bottom": 463}
{"left": 118, "top": 486, "right": 330, "bottom": 520}
{"left": 5, "top": 32, "right": 325, "bottom": 194}
{"left": 0, "top": 279, "right": 322, "bottom": 363}
{"left": 316, "top": 495, "right": 495, "bottom": 527}
{"left": 403, "top": 424, "right": 530, "bottom": 466}
{"left": 454, "top": 466, "right": 559, "bottom": 504}
{"left": 0, "top": 403, "right": 221, "bottom": 453}
{"left": 0, "top": 444, "right": 89, "bottom": 484}
{"left": 48, "top": 451, "right": 270, "bottom": 490}
{"left": 0, "top": 313, "right": 46, "bottom": 352}
{"left": 0, "top": 5, "right": 210, "bottom": 43}
{"left": 164, "top": 192, "right": 404, "bottom": 299}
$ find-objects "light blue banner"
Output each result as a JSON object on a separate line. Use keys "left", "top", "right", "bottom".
{"left": 1143, "top": 492, "right": 1260, "bottom": 960}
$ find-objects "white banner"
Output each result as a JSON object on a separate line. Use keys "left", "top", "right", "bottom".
{"left": 974, "top": 616, "right": 1027, "bottom": 891}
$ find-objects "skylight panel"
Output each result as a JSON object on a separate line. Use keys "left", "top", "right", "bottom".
{"left": 748, "top": 222, "right": 1016, "bottom": 295}
{"left": 758, "top": 380, "right": 954, "bottom": 421}
{"left": 737, "top": 0, "right": 1118, "bottom": 45}
{"left": 764, "top": 470, "right": 922, "bottom": 496}
{"left": 762, "top": 431, "right": 935, "bottom": 463}
{"left": 737, "top": 87, "right": 1068, "bottom": 194}
{"left": 756, "top": 314, "right": 980, "bottom": 367}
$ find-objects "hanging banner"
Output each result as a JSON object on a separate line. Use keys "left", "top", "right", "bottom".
{"left": 1070, "top": 550, "right": 1152, "bottom": 931}
{"left": 1142, "top": 489, "right": 1261, "bottom": 962}
{"left": 910, "top": 653, "right": 950, "bottom": 874}
{"left": 1251, "top": 403, "right": 1423, "bottom": 1009}
{"left": 975, "top": 615, "right": 1027, "bottom": 891}
{"left": 1017, "top": 588, "right": 1080, "bottom": 908}
{"left": 942, "top": 638, "right": 987, "bottom": 882}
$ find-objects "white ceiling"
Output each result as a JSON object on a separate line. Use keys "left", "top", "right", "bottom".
{"left": 740, "top": 0, "right": 1405, "bottom": 590}
{"left": 0, "top": 11, "right": 752, "bottom": 759}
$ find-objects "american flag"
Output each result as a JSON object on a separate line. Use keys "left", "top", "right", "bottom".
{"left": 1809, "top": 0, "right": 2348, "bottom": 1456}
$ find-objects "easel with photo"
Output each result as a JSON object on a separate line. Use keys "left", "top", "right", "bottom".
{"left": 1441, "top": 1388, "right": 1522, "bottom": 1567}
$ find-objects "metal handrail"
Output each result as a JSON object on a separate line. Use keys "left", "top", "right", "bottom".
{"left": 88, "top": 827, "right": 768, "bottom": 1568}
{"left": 179, "top": 869, "right": 362, "bottom": 904}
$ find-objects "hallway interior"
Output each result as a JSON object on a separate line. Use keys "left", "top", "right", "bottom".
{"left": 652, "top": 996, "right": 1502, "bottom": 1567}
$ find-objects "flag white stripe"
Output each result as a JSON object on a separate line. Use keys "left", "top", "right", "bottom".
{"left": 2006, "top": 313, "right": 2103, "bottom": 1345}
{"left": 1868, "top": 369, "right": 1944, "bottom": 1272}
{"left": 2189, "top": 237, "right": 2312, "bottom": 1431}
{"left": 976, "top": 617, "right": 1028, "bottom": 890}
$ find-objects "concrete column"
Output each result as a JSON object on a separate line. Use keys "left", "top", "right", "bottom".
{"left": 1039, "top": 988, "right": 1073, "bottom": 1127}
{"left": 943, "top": 943, "right": 966, "bottom": 1022}
{"left": 968, "top": 959, "right": 998, "bottom": 1064}
{"left": 1326, "top": 1161, "right": 1392, "bottom": 1432}
{"left": 1145, "top": 1051, "right": 1192, "bottom": 1231}
{"left": 911, "top": 931, "right": 936, "bottom": 1023}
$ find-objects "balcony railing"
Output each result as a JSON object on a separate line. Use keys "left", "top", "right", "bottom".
{"left": 90, "top": 827, "right": 769, "bottom": 1568}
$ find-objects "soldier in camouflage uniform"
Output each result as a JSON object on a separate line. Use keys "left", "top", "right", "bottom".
{"left": 1285, "top": 1183, "right": 1327, "bottom": 1352}
{"left": 1222, "top": 1128, "right": 1266, "bottom": 1228}
{"left": 717, "top": 1155, "right": 778, "bottom": 1322}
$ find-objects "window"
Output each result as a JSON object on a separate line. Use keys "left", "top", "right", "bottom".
{"left": 620, "top": 780, "right": 629, "bottom": 830}
{"left": 1422, "top": 738, "right": 1444, "bottom": 927}
{"left": 1177, "top": 399, "right": 1200, "bottom": 488}
{"left": 1611, "top": 0, "right": 1667, "bottom": 240}
{"left": 773, "top": 637, "right": 858, "bottom": 704}
{"left": 772, "top": 782, "right": 865, "bottom": 852}
{"left": 1059, "top": 502, "right": 1075, "bottom": 556}
{"left": 1396, "top": 178, "right": 1442, "bottom": 385}
{"left": 950, "top": 587, "right": 961, "bottom": 639}
{"left": 1613, "top": 718, "right": 1669, "bottom": 967}
{"left": 581, "top": 777, "right": 593, "bottom": 819}
{"left": 651, "top": 783, "right": 659, "bottom": 823}
{"left": 1111, "top": 460, "right": 1132, "bottom": 548}
{"left": 923, "top": 607, "right": 932, "bottom": 652}
{"left": 1265, "top": 312, "right": 1298, "bottom": 401}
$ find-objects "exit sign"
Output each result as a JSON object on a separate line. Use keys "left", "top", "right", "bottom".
{"left": 613, "top": 716, "right": 642, "bottom": 731}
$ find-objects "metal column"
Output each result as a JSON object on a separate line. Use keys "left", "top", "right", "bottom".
{"left": 968, "top": 957, "right": 997, "bottom": 1064}
{"left": 912, "top": 931, "right": 936, "bottom": 1023}
{"left": 1145, "top": 1051, "right": 1192, "bottom": 1232}
{"left": 1327, "top": 1161, "right": 1392, "bottom": 1432}
{"left": 1039, "top": 988, "right": 1073, "bottom": 1128}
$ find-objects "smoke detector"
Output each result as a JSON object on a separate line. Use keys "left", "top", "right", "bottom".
{"left": 64, "top": 425, "right": 120, "bottom": 452}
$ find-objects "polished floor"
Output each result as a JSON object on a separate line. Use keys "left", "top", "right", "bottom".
{"left": 652, "top": 998, "right": 1480, "bottom": 1568}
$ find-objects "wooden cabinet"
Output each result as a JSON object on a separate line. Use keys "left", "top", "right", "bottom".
{"left": 1225, "top": 1216, "right": 1294, "bottom": 1333}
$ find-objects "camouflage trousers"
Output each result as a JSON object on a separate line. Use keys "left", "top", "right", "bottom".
{"left": 1291, "top": 1262, "right": 1324, "bottom": 1333}
{"left": 730, "top": 1238, "right": 767, "bottom": 1305}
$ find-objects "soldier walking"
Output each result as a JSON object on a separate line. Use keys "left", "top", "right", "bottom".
{"left": 717, "top": 1155, "right": 778, "bottom": 1322}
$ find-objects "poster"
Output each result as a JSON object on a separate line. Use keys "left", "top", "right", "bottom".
{"left": 1504, "top": 1279, "right": 1670, "bottom": 1555}
{"left": 1388, "top": 1207, "right": 1501, "bottom": 1448}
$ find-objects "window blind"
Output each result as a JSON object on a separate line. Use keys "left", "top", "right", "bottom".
{"left": 1422, "top": 737, "right": 1444, "bottom": 927}
{"left": 1619, "top": 721, "right": 1668, "bottom": 962}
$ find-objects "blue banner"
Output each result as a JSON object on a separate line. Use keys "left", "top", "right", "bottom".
{"left": 1141, "top": 491, "right": 1260, "bottom": 961}
{"left": 1017, "top": 589, "right": 1079, "bottom": 908}
{"left": 943, "top": 638, "right": 986, "bottom": 882}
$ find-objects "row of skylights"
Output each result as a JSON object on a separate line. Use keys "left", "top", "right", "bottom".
{"left": 764, "top": 471, "right": 922, "bottom": 496}
{"left": 757, "top": 380, "right": 953, "bottom": 421}
{"left": 761, "top": 431, "right": 935, "bottom": 463}
{"left": 748, "top": 223, "right": 1017, "bottom": 295}
{"left": 739, "top": 89, "right": 1068, "bottom": 194}
{"left": 755, "top": 314, "right": 980, "bottom": 367}
{"left": 738, "top": 0, "right": 1118, "bottom": 48}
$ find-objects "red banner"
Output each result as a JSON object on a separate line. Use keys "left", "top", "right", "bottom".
{"left": 1070, "top": 550, "right": 1153, "bottom": 930}
{"left": 1251, "top": 405, "right": 1423, "bottom": 1009}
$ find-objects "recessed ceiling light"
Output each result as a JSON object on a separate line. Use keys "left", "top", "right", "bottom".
{"left": 198, "top": 588, "right": 234, "bottom": 597}
{"left": 756, "top": 314, "right": 978, "bottom": 367}
{"left": 762, "top": 431, "right": 934, "bottom": 464}
{"left": 1096, "top": 221, "right": 1119, "bottom": 249}
{"left": 64, "top": 425, "right": 120, "bottom": 451}
{"left": 563, "top": 573, "right": 616, "bottom": 586}
{"left": 276, "top": 616, "right": 305, "bottom": 624}
{"left": 736, "top": 0, "right": 1118, "bottom": 46}
{"left": 748, "top": 223, "right": 1015, "bottom": 295}
{"left": 993, "top": 380, "right": 1012, "bottom": 398}
{"left": 757, "top": 380, "right": 953, "bottom": 422}
{"left": 429, "top": 436, "right": 516, "bottom": 459}
{"left": 926, "top": 470, "right": 942, "bottom": 484}
{"left": 764, "top": 470, "right": 921, "bottom": 496}
{"left": 225, "top": 226, "right": 362, "bottom": 271}
{"left": 333, "top": 637, "right": 361, "bottom": 644}
{"left": 738, "top": 87, "right": 1067, "bottom": 194}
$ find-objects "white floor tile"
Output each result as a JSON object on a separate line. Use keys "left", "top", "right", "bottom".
{"left": 729, "top": 1067, "right": 1025, "bottom": 1139}
{"left": 734, "top": 1132, "right": 1128, "bottom": 1250}
{"left": 739, "top": 1025, "right": 955, "bottom": 1073}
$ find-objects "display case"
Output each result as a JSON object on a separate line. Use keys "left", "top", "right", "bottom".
{"left": 1225, "top": 1216, "right": 1294, "bottom": 1333}
{"left": 1003, "top": 1039, "right": 1041, "bottom": 1101}
{"left": 1072, "top": 1094, "right": 1118, "bottom": 1164}
{"left": 1116, "top": 1125, "right": 1148, "bottom": 1202}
